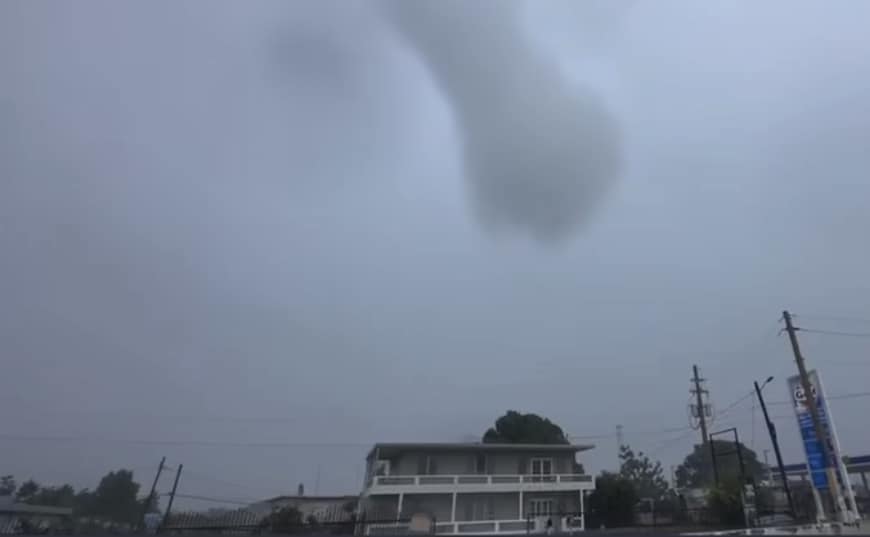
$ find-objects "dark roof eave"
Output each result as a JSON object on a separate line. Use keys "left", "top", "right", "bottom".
{"left": 366, "top": 442, "right": 595, "bottom": 460}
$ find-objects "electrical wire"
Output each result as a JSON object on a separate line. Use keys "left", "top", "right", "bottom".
{"left": 798, "top": 328, "right": 870, "bottom": 338}
{"left": 0, "top": 434, "right": 372, "bottom": 448}
{"left": 168, "top": 493, "right": 258, "bottom": 506}
{"left": 793, "top": 313, "right": 870, "bottom": 324}
{"left": 715, "top": 391, "right": 755, "bottom": 419}
{"left": 181, "top": 469, "right": 267, "bottom": 494}
{"left": 766, "top": 391, "right": 870, "bottom": 406}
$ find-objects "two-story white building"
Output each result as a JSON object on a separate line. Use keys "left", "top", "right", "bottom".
{"left": 359, "top": 442, "right": 595, "bottom": 535}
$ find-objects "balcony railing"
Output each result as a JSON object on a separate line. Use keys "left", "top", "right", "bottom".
{"left": 367, "top": 516, "right": 584, "bottom": 535}
{"left": 371, "top": 473, "right": 591, "bottom": 488}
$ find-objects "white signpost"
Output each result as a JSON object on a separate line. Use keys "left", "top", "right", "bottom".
{"left": 787, "top": 370, "right": 859, "bottom": 523}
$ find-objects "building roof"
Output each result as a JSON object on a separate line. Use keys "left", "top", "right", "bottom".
{"left": 261, "top": 495, "right": 358, "bottom": 504}
{"left": 367, "top": 442, "right": 594, "bottom": 460}
{"left": 0, "top": 497, "right": 73, "bottom": 516}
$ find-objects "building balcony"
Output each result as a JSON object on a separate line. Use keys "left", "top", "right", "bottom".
{"left": 367, "top": 516, "right": 586, "bottom": 535}
{"left": 364, "top": 474, "right": 593, "bottom": 495}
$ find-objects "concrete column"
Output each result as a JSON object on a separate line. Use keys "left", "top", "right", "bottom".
{"left": 518, "top": 491, "right": 523, "bottom": 520}
{"left": 451, "top": 493, "right": 457, "bottom": 523}
{"left": 397, "top": 493, "right": 404, "bottom": 522}
{"left": 580, "top": 490, "right": 586, "bottom": 531}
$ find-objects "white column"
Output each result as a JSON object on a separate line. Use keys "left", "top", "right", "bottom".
{"left": 451, "top": 492, "right": 457, "bottom": 522}
{"left": 518, "top": 491, "right": 523, "bottom": 520}
{"left": 397, "top": 493, "right": 404, "bottom": 522}
{"left": 579, "top": 490, "right": 585, "bottom": 531}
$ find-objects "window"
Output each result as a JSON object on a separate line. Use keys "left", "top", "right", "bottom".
{"left": 474, "top": 453, "right": 487, "bottom": 474}
{"left": 375, "top": 460, "right": 390, "bottom": 476}
{"left": 418, "top": 455, "right": 438, "bottom": 474}
{"left": 530, "top": 458, "right": 553, "bottom": 475}
{"left": 529, "top": 499, "right": 553, "bottom": 517}
{"left": 465, "top": 497, "right": 495, "bottom": 521}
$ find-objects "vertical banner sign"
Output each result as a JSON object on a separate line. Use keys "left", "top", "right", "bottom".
{"left": 787, "top": 370, "right": 835, "bottom": 490}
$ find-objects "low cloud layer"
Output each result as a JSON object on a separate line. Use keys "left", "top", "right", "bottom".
{"left": 384, "top": 0, "right": 622, "bottom": 240}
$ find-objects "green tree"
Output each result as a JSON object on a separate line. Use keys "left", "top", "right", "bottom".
{"left": 0, "top": 475, "right": 16, "bottom": 496}
{"left": 482, "top": 410, "right": 569, "bottom": 444}
{"left": 675, "top": 441, "right": 764, "bottom": 488}
{"left": 15, "top": 479, "right": 40, "bottom": 501}
{"left": 29, "top": 484, "right": 76, "bottom": 508}
{"left": 618, "top": 445, "right": 669, "bottom": 500}
{"left": 89, "top": 469, "right": 142, "bottom": 525}
{"left": 266, "top": 506, "right": 304, "bottom": 534}
{"left": 706, "top": 481, "right": 744, "bottom": 526}
{"left": 587, "top": 472, "right": 638, "bottom": 527}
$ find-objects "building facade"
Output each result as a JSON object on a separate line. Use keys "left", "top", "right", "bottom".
{"left": 359, "top": 443, "right": 594, "bottom": 535}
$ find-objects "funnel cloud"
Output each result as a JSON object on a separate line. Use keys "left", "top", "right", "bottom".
{"left": 384, "top": 0, "right": 622, "bottom": 240}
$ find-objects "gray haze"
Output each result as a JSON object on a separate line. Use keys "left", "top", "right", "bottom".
{"left": 2, "top": 0, "right": 870, "bottom": 508}
{"left": 384, "top": 0, "right": 621, "bottom": 239}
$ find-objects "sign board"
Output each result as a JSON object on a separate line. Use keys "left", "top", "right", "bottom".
{"left": 787, "top": 370, "right": 834, "bottom": 489}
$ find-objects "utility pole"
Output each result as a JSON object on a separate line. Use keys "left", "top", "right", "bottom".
{"left": 782, "top": 310, "right": 844, "bottom": 521}
{"left": 161, "top": 464, "right": 183, "bottom": 532}
{"left": 754, "top": 380, "right": 795, "bottom": 518}
{"left": 616, "top": 424, "right": 624, "bottom": 469}
{"left": 691, "top": 365, "right": 709, "bottom": 445}
{"left": 140, "top": 456, "right": 165, "bottom": 530}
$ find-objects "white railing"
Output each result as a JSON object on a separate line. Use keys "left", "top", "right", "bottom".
{"left": 372, "top": 473, "right": 592, "bottom": 487}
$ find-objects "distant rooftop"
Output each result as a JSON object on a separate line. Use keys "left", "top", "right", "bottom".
{"left": 367, "top": 442, "right": 594, "bottom": 460}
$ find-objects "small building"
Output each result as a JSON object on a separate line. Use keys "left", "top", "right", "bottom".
{"left": 0, "top": 496, "right": 73, "bottom": 534}
{"left": 359, "top": 442, "right": 595, "bottom": 535}
{"left": 249, "top": 494, "right": 358, "bottom": 523}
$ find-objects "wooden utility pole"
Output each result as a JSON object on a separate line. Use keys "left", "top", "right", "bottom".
{"left": 754, "top": 381, "right": 795, "bottom": 518}
{"left": 161, "top": 464, "right": 183, "bottom": 531}
{"left": 139, "top": 456, "right": 165, "bottom": 530}
{"left": 616, "top": 424, "right": 624, "bottom": 469}
{"left": 782, "top": 310, "right": 843, "bottom": 521}
{"left": 692, "top": 365, "right": 709, "bottom": 444}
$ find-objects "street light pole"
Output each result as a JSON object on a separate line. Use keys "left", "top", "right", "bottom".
{"left": 754, "top": 378, "right": 796, "bottom": 519}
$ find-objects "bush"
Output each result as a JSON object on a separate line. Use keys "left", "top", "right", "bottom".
{"left": 707, "top": 482, "right": 744, "bottom": 526}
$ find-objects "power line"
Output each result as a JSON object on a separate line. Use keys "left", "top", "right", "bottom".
{"left": 0, "top": 434, "right": 372, "bottom": 448}
{"left": 798, "top": 328, "right": 870, "bottom": 338}
{"left": 646, "top": 429, "right": 696, "bottom": 457}
{"left": 716, "top": 391, "right": 755, "bottom": 418}
{"left": 169, "top": 493, "right": 257, "bottom": 506}
{"left": 793, "top": 313, "right": 870, "bottom": 324}
{"left": 766, "top": 391, "right": 870, "bottom": 406}
{"left": 181, "top": 469, "right": 266, "bottom": 494}
{"left": 568, "top": 425, "right": 691, "bottom": 441}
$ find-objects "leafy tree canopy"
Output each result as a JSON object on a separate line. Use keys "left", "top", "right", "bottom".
{"left": 587, "top": 472, "right": 638, "bottom": 527}
{"left": 15, "top": 479, "right": 40, "bottom": 501}
{"left": 676, "top": 441, "right": 764, "bottom": 488}
{"left": 482, "top": 410, "right": 569, "bottom": 444}
{"left": 0, "top": 475, "right": 15, "bottom": 496}
{"left": 90, "top": 469, "right": 141, "bottom": 524}
{"left": 618, "top": 445, "right": 669, "bottom": 500}
{"left": 267, "top": 506, "right": 305, "bottom": 534}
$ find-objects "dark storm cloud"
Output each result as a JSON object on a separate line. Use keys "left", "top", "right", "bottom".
{"left": 2, "top": 0, "right": 870, "bottom": 507}
{"left": 383, "top": 0, "right": 622, "bottom": 240}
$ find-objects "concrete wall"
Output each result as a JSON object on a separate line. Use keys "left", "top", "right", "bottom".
{"left": 524, "top": 491, "right": 582, "bottom": 516}
{"left": 400, "top": 494, "right": 452, "bottom": 521}
{"left": 455, "top": 493, "right": 520, "bottom": 521}
{"left": 363, "top": 495, "right": 399, "bottom": 520}
{"left": 389, "top": 451, "right": 578, "bottom": 476}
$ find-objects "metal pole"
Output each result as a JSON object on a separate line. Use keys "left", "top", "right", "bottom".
{"left": 733, "top": 429, "right": 755, "bottom": 526}
{"left": 755, "top": 381, "right": 795, "bottom": 518}
{"left": 710, "top": 440, "right": 719, "bottom": 485}
{"left": 692, "top": 365, "right": 709, "bottom": 444}
{"left": 783, "top": 310, "right": 842, "bottom": 520}
{"left": 161, "top": 464, "right": 183, "bottom": 532}
{"left": 140, "top": 456, "right": 166, "bottom": 531}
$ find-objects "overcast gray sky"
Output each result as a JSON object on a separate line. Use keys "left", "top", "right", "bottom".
{"left": 2, "top": 0, "right": 870, "bottom": 508}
